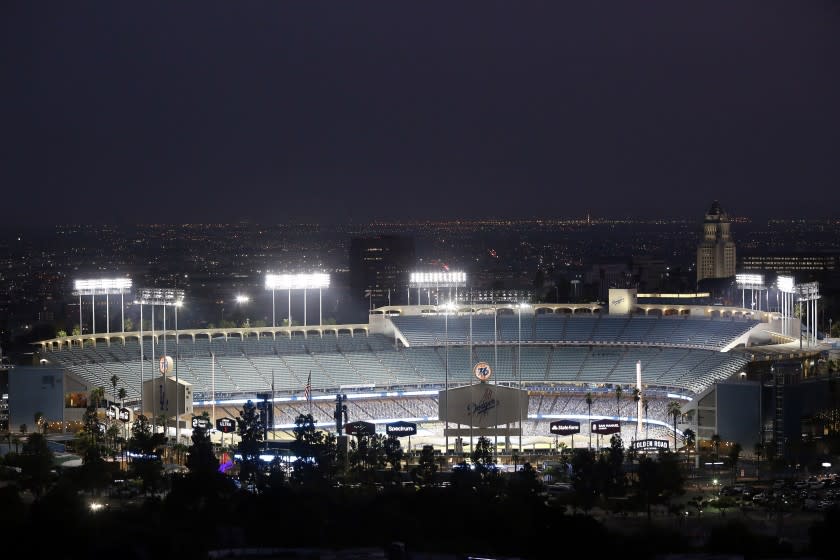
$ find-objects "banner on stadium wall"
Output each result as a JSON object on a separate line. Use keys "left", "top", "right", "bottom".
{"left": 550, "top": 420, "right": 580, "bottom": 435}
{"left": 345, "top": 420, "right": 376, "bottom": 437}
{"left": 386, "top": 421, "right": 417, "bottom": 437}
{"left": 591, "top": 420, "right": 621, "bottom": 435}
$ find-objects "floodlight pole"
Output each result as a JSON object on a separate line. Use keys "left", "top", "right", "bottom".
{"left": 518, "top": 304, "right": 523, "bottom": 453}
{"left": 288, "top": 289, "right": 291, "bottom": 327}
{"left": 151, "top": 304, "right": 156, "bottom": 432}
{"left": 92, "top": 294, "right": 96, "bottom": 334}
{"left": 121, "top": 291, "right": 125, "bottom": 333}
{"left": 319, "top": 288, "right": 323, "bottom": 326}
{"left": 303, "top": 288, "right": 307, "bottom": 327}
{"left": 79, "top": 295, "right": 83, "bottom": 335}
{"left": 139, "top": 304, "right": 144, "bottom": 414}
{"left": 444, "top": 307, "right": 449, "bottom": 455}
{"left": 175, "top": 304, "right": 179, "bottom": 444}
{"left": 271, "top": 288, "right": 276, "bottom": 328}
{"left": 106, "top": 293, "right": 110, "bottom": 334}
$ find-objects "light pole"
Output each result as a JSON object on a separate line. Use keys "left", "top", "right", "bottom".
{"left": 517, "top": 302, "right": 530, "bottom": 453}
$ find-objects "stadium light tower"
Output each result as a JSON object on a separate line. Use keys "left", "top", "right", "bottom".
{"left": 796, "top": 282, "right": 820, "bottom": 349}
{"left": 410, "top": 271, "right": 467, "bottom": 310}
{"left": 134, "top": 287, "right": 185, "bottom": 438}
{"left": 777, "top": 276, "right": 795, "bottom": 337}
{"left": 72, "top": 278, "right": 132, "bottom": 335}
{"left": 735, "top": 273, "right": 765, "bottom": 311}
{"left": 265, "top": 273, "right": 330, "bottom": 328}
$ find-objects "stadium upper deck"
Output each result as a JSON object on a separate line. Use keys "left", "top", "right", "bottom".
{"left": 34, "top": 307, "right": 764, "bottom": 404}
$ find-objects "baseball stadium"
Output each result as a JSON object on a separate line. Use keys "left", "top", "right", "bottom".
{"left": 30, "top": 286, "right": 797, "bottom": 455}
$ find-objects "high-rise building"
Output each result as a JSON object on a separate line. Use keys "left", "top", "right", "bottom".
{"left": 349, "top": 235, "right": 415, "bottom": 310}
{"left": 696, "top": 200, "right": 736, "bottom": 285}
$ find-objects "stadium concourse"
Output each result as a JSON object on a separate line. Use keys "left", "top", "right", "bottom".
{"left": 35, "top": 298, "right": 783, "bottom": 453}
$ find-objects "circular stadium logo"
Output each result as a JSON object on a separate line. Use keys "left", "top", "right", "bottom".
{"left": 159, "top": 355, "right": 174, "bottom": 375}
{"left": 473, "top": 361, "right": 492, "bottom": 382}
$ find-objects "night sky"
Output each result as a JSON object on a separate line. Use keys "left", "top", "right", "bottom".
{"left": 2, "top": 1, "right": 838, "bottom": 225}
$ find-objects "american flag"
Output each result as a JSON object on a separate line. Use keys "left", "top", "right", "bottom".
{"left": 304, "top": 371, "right": 311, "bottom": 401}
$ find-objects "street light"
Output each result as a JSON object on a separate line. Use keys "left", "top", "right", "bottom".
{"left": 72, "top": 278, "right": 132, "bottom": 334}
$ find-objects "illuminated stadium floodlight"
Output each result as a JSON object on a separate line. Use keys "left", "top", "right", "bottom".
{"left": 133, "top": 287, "right": 186, "bottom": 439}
{"left": 235, "top": 294, "right": 250, "bottom": 304}
{"left": 410, "top": 271, "right": 467, "bottom": 306}
{"left": 776, "top": 276, "right": 796, "bottom": 338}
{"left": 72, "top": 277, "right": 133, "bottom": 335}
{"left": 796, "top": 282, "right": 820, "bottom": 349}
{"left": 735, "top": 273, "right": 765, "bottom": 311}
{"left": 265, "top": 273, "right": 331, "bottom": 327}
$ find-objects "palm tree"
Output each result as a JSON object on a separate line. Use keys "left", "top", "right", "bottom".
{"left": 632, "top": 388, "right": 642, "bottom": 442}
{"left": 91, "top": 386, "right": 106, "bottom": 409}
{"left": 110, "top": 374, "right": 119, "bottom": 404}
{"left": 711, "top": 433, "right": 722, "bottom": 462}
{"left": 585, "top": 391, "right": 594, "bottom": 450}
{"left": 642, "top": 397, "right": 650, "bottom": 439}
{"left": 118, "top": 387, "right": 127, "bottom": 407}
{"left": 667, "top": 401, "right": 682, "bottom": 451}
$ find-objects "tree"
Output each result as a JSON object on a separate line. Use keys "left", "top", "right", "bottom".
{"left": 117, "top": 387, "right": 127, "bottom": 407}
{"left": 634, "top": 450, "right": 686, "bottom": 522}
{"left": 236, "top": 400, "right": 264, "bottom": 486}
{"left": 18, "top": 432, "right": 54, "bottom": 498}
{"left": 128, "top": 414, "right": 165, "bottom": 494}
{"left": 667, "top": 401, "right": 682, "bottom": 451}
{"left": 585, "top": 392, "right": 594, "bottom": 450}
{"left": 186, "top": 425, "right": 219, "bottom": 477}
{"left": 109, "top": 374, "right": 119, "bottom": 404}
{"left": 412, "top": 445, "right": 438, "bottom": 487}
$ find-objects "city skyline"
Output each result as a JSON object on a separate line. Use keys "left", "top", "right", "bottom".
{"left": 3, "top": 1, "right": 838, "bottom": 226}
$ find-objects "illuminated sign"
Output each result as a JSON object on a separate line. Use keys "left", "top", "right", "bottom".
{"left": 630, "top": 439, "right": 670, "bottom": 451}
{"left": 118, "top": 407, "right": 131, "bottom": 423}
{"left": 591, "top": 420, "right": 621, "bottom": 435}
{"left": 192, "top": 416, "right": 211, "bottom": 430}
{"left": 216, "top": 417, "right": 237, "bottom": 433}
{"left": 549, "top": 420, "right": 581, "bottom": 435}
{"left": 473, "top": 361, "right": 492, "bottom": 382}
{"left": 345, "top": 420, "right": 376, "bottom": 437}
{"left": 386, "top": 421, "right": 417, "bottom": 437}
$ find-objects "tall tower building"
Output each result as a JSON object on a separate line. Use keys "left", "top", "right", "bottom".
{"left": 349, "top": 235, "right": 415, "bottom": 309}
{"left": 696, "top": 200, "right": 736, "bottom": 285}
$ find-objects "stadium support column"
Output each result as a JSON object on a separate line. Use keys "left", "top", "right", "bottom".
{"left": 444, "top": 307, "right": 449, "bottom": 455}
{"left": 636, "top": 360, "right": 643, "bottom": 438}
